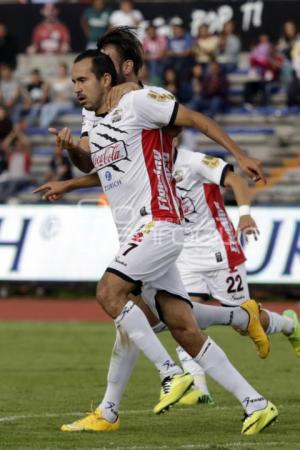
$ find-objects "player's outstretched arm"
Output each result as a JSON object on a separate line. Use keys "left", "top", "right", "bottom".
{"left": 33, "top": 173, "right": 101, "bottom": 202}
{"left": 224, "top": 171, "right": 259, "bottom": 241}
{"left": 49, "top": 127, "right": 94, "bottom": 173}
{"left": 174, "top": 105, "right": 266, "bottom": 184}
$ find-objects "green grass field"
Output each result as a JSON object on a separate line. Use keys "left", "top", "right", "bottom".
{"left": 0, "top": 321, "right": 299, "bottom": 450}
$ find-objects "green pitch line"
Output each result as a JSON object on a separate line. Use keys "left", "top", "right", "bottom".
{"left": 0, "top": 322, "right": 299, "bottom": 450}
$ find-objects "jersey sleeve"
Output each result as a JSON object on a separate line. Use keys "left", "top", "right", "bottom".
{"left": 188, "top": 151, "right": 233, "bottom": 186}
{"left": 131, "top": 88, "right": 178, "bottom": 129}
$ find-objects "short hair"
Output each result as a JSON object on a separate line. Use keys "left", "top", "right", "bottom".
{"left": 97, "top": 26, "right": 144, "bottom": 75}
{"left": 74, "top": 49, "right": 117, "bottom": 86}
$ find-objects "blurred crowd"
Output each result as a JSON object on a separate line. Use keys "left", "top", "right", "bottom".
{"left": 1, "top": 0, "right": 300, "bottom": 203}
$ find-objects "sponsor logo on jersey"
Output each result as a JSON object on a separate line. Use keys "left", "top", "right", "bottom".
{"left": 214, "top": 201, "right": 240, "bottom": 253}
{"left": 104, "top": 179, "right": 122, "bottom": 192}
{"left": 181, "top": 196, "right": 196, "bottom": 217}
{"left": 202, "top": 155, "right": 220, "bottom": 168}
{"left": 153, "top": 149, "right": 171, "bottom": 211}
{"left": 215, "top": 251, "right": 223, "bottom": 262}
{"left": 147, "top": 90, "right": 175, "bottom": 102}
{"left": 105, "top": 171, "right": 112, "bottom": 181}
{"left": 91, "top": 141, "right": 128, "bottom": 171}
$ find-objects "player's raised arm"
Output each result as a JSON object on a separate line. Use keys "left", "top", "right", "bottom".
{"left": 33, "top": 172, "right": 101, "bottom": 201}
{"left": 49, "top": 127, "right": 94, "bottom": 173}
{"left": 174, "top": 105, "right": 266, "bottom": 184}
{"left": 223, "top": 170, "right": 259, "bottom": 241}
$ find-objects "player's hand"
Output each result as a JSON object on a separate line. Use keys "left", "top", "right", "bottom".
{"left": 48, "top": 127, "right": 75, "bottom": 151}
{"left": 33, "top": 181, "right": 69, "bottom": 202}
{"left": 237, "top": 154, "right": 266, "bottom": 184}
{"left": 107, "top": 82, "right": 141, "bottom": 110}
{"left": 237, "top": 215, "right": 260, "bottom": 243}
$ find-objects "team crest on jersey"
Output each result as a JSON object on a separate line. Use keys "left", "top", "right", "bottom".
{"left": 147, "top": 90, "right": 175, "bottom": 102}
{"left": 173, "top": 169, "right": 184, "bottom": 183}
{"left": 112, "top": 109, "right": 122, "bottom": 123}
{"left": 91, "top": 140, "right": 129, "bottom": 172}
{"left": 202, "top": 155, "right": 220, "bottom": 168}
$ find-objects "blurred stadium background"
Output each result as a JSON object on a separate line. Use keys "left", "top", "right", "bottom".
{"left": 0, "top": 1, "right": 299, "bottom": 448}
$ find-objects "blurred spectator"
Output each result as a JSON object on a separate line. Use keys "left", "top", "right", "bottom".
{"left": 287, "top": 71, "right": 300, "bottom": 106}
{"left": 0, "top": 105, "right": 12, "bottom": 176}
{"left": 26, "top": 3, "right": 70, "bottom": 54}
{"left": 81, "top": 0, "right": 111, "bottom": 49}
{"left": 45, "top": 147, "right": 73, "bottom": 182}
{"left": 0, "top": 105, "right": 13, "bottom": 145}
{"left": 278, "top": 21, "right": 300, "bottom": 60}
{"left": 0, "top": 23, "right": 18, "bottom": 70}
{"left": 162, "top": 67, "right": 180, "bottom": 98}
{"left": 143, "top": 23, "right": 167, "bottom": 84}
{"left": 0, "top": 64, "right": 31, "bottom": 123}
{"left": 218, "top": 20, "right": 241, "bottom": 73}
{"left": 199, "top": 61, "right": 228, "bottom": 117}
{"left": 166, "top": 18, "right": 194, "bottom": 77}
{"left": 249, "top": 34, "right": 272, "bottom": 77}
{"left": 179, "top": 63, "right": 203, "bottom": 107}
{"left": 109, "top": 1, "right": 143, "bottom": 28}
{"left": 39, "top": 62, "right": 73, "bottom": 129}
{"left": 245, "top": 39, "right": 284, "bottom": 107}
{"left": 23, "top": 69, "right": 49, "bottom": 128}
{"left": 0, "top": 126, "right": 32, "bottom": 203}
{"left": 194, "top": 24, "right": 219, "bottom": 67}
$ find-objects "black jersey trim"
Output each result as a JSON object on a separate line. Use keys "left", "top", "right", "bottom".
{"left": 220, "top": 164, "right": 234, "bottom": 187}
{"left": 168, "top": 102, "right": 179, "bottom": 127}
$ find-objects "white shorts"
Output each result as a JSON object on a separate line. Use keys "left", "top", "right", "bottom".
{"left": 108, "top": 220, "right": 191, "bottom": 304}
{"left": 178, "top": 262, "right": 250, "bottom": 306}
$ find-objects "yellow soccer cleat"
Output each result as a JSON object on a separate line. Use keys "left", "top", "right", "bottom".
{"left": 153, "top": 372, "right": 193, "bottom": 414}
{"left": 61, "top": 408, "right": 120, "bottom": 432}
{"left": 241, "top": 401, "right": 278, "bottom": 435}
{"left": 283, "top": 309, "right": 300, "bottom": 357}
{"left": 240, "top": 299, "right": 270, "bottom": 359}
{"left": 177, "top": 387, "right": 214, "bottom": 406}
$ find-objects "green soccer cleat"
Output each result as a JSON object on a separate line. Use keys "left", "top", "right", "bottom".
{"left": 241, "top": 401, "right": 278, "bottom": 435}
{"left": 177, "top": 387, "right": 215, "bottom": 406}
{"left": 153, "top": 372, "right": 193, "bottom": 414}
{"left": 283, "top": 309, "right": 300, "bottom": 357}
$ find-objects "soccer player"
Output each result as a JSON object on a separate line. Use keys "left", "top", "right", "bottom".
{"left": 36, "top": 50, "right": 278, "bottom": 435}
{"left": 172, "top": 147, "right": 300, "bottom": 405}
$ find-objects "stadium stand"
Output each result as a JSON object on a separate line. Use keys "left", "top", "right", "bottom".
{"left": 1, "top": 7, "right": 300, "bottom": 206}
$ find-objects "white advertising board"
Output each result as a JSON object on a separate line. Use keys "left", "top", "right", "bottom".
{"left": 0, "top": 205, "right": 299, "bottom": 284}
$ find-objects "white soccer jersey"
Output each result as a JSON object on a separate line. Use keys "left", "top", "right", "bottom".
{"left": 81, "top": 108, "right": 101, "bottom": 137}
{"left": 81, "top": 84, "right": 154, "bottom": 137}
{"left": 174, "top": 148, "right": 245, "bottom": 271}
{"left": 88, "top": 88, "right": 182, "bottom": 243}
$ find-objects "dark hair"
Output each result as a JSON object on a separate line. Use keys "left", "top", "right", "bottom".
{"left": 97, "top": 26, "right": 144, "bottom": 75}
{"left": 74, "top": 49, "right": 117, "bottom": 86}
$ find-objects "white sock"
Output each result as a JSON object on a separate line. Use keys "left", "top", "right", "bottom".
{"left": 99, "top": 326, "right": 139, "bottom": 422}
{"left": 194, "top": 337, "right": 267, "bottom": 415}
{"left": 176, "top": 346, "right": 210, "bottom": 395}
{"left": 115, "top": 300, "right": 181, "bottom": 380}
{"left": 263, "top": 309, "right": 294, "bottom": 335}
{"left": 192, "top": 302, "right": 249, "bottom": 331}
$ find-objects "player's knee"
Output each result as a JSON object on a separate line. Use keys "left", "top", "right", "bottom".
{"left": 96, "top": 280, "right": 121, "bottom": 318}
